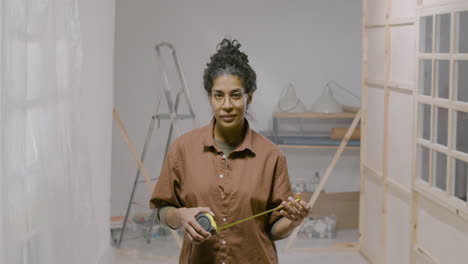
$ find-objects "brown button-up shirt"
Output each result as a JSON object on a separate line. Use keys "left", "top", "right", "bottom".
{"left": 150, "top": 118, "right": 293, "bottom": 264}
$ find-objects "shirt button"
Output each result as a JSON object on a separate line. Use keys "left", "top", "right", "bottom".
{"left": 222, "top": 154, "right": 226, "bottom": 159}
{"left": 222, "top": 218, "right": 227, "bottom": 222}
{"left": 221, "top": 195, "right": 225, "bottom": 199}
{"left": 219, "top": 174, "right": 224, "bottom": 179}
{"left": 221, "top": 240, "right": 226, "bottom": 245}
{"left": 221, "top": 262, "right": 226, "bottom": 264}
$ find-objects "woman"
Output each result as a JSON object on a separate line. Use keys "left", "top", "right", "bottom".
{"left": 150, "top": 39, "right": 310, "bottom": 264}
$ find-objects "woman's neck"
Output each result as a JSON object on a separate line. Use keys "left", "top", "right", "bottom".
{"left": 214, "top": 119, "right": 246, "bottom": 146}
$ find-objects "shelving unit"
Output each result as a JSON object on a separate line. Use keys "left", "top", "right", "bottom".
{"left": 267, "top": 110, "right": 363, "bottom": 252}
{"left": 270, "top": 112, "right": 361, "bottom": 149}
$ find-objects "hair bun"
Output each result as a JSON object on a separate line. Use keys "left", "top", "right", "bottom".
{"left": 216, "top": 38, "right": 249, "bottom": 64}
{"left": 203, "top": 38, "right": 257, "bottom": 94}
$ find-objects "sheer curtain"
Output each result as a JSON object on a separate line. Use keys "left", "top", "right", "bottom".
{"left": 1, "top": 0, "right": 110, "bottom": 263}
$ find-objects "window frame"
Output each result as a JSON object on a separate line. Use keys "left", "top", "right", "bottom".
{"left": 415, "top": 3, "right": 468, "bottom": 217}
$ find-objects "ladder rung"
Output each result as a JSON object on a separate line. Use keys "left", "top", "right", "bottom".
{"left": 154, "top": 114, "right": 194, "bottom": 120}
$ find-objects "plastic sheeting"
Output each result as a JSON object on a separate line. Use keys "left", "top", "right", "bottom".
{"left": 0, "top": 0, "right": 111, "bottom": 263}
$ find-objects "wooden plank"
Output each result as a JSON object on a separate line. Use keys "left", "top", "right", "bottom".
{"left": 452, "top": 53, "right": 468, "bottom": 60}
{"left": 365, "top": 80, "right": 386, "bottom": 88}
{"left": 453, "top": 101, "right": 468, "bottom": 112}
{"left": 330, "top": 127, "right": 361, "bottom": 140}
{"left": 288, "top": 243, "right": 358, "bottom": 253}
{"left": 273, "top": 112, "right": 356, "bottom": 118}
{"left": 284, "top": 110, "right": 362, "bottom": 251}
{"left": 366, "top": 24, "right": 386, "bottom": 29}
{"left": 387, "top": 81, "right": 414, "bottom": 94}
{"left": 113, "top": 109, "right": 155, "bottom": 192}
{"left": 416, "top": 138, "right": 449, "bottom": 153}
{"left": 388, "top": 178, "right": 412, "bottom": 201}
{"left": 389, "top": 17, "right": 416, "bottom": 26}
{"left": 447, "top": 11, "right": 455, "bottom": 197}
{"left": 414, "top": 180, "right": 468, "bottom": 220}
{"left": 360, "top": 0, "right": 369, "bottom": 250}
{"left": 413, "top": 245, "right": 440, "bottom": 264}
{"left": 381, "top": 0, "right": 392, "bottom": 261}
{"left": 364, "top": 164, "right": 384, "bottom": 180}
{"left": 411, "top": 11, "right": 422, "bottom": 264}
{"left": 452, "top": 150, "right": 468, "bottom": 164}
{"left": 278, "top": 145, "right": 360, "bottom": 150}
{"left": 419, "top": 1, "right": 468, "bottom": 16}
{"left": 410, "top": 191, "right": 419, "bottom": 264}
{"left": 359, "top": 248, "right": 374, "bottom": 264}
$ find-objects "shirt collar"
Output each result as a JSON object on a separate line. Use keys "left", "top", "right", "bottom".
{"left": 203, "top": 117, "right": 255, "bottom": 156}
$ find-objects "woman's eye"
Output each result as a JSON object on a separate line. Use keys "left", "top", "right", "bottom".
{"left": 231, "top": 93, "right": 242, "bottom": 99}
{"left": 214, "top": 94, "right": 223, "bottom": 99}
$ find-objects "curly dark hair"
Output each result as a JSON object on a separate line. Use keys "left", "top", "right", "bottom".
{"left": 203, "top": 38, "right": 257, "bottom": 95}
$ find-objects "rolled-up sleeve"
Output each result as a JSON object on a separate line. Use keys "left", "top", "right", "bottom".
{"left": 267, "top": 153, "right": 293, "bottom": 227}
{"left": 149, "top": 144, "right": 183, "bottom": 209}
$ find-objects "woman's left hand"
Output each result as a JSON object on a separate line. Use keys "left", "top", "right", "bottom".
{"left": 279, "top": 193, "right": 311, "bottom": 226}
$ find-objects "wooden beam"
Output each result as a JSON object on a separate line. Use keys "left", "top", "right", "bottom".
{"left": 365, "top": 79, "right": 386, "bottom": 89}
{"left": 380, "top": 0, "right": 392, "bottom": 260}
{"left": 113, "top": 109, "right": 155, "bottom": 192}
{"left": 389, "top": 17, "right": 416, "bottom": 27}
{"left": 359, "top": 0, "right": 369, "bottom": 250}
{"left": 387, "top": 81, "right": 414, "bottom": 94}
{"left": 359, "top": 248, "right": 374, "bottom": 264}
{"left": 273, "top": 112, "right": 356, "bottom": 118}
{"left": 387, "top": 178, "right": 412, "bottom": 201}
{"left": 414, "top": 180, "right": 468, "bottom": 220}
{"left": 286, "top": 243, "right": 358, "bottom": 253}
{"left": 410, "top": 10, "right": 422, "bottom": 264}
{"left": 278, "top": 145, "right": 360, "bottom": 150}
{"left": 413, "top": 245, "right": 440, "bottom": 264}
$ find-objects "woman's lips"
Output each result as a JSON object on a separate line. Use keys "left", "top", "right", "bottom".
{"left": 221, "top": 115, "right": 236, "bottom": 122}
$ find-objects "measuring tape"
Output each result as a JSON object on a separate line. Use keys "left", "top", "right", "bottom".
{"left": 196, "top": 197, "right": 302, "bottom": 235}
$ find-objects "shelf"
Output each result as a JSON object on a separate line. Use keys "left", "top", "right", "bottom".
{"left": 273, "top": 112, "right": 357, "bottom": 119}
{"left": 278, "top": 145, "right": 360, "bottom": 150}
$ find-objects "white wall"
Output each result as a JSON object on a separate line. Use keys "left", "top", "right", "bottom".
{"left": 78, "top": 0, "right": 115, "bottom": 262}
{"left": 112, "top": 0, "right": 362, "bottom": 216}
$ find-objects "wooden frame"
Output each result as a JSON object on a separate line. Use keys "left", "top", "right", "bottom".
{"left": 414, "top": 2, "right": 468, "bottom": 213}
{"left": 363, "top": 1, "right": 468, "bottom": 264}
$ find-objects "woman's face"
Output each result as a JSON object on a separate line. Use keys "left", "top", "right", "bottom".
{"left": 210, "top": 74, "right": 252, "bottom": 132}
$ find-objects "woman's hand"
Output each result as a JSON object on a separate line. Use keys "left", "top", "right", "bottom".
{"left": 173, "top": 207, "right": 215, "bottom": 243}
{"left": 279, "top": 193, "right": 310, "bottom": 227}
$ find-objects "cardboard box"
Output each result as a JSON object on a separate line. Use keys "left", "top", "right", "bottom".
{"left": 301, "top": 191, "right": 360, "bottom": 230}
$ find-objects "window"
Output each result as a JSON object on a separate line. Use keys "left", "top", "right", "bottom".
{"left": 417, "top": 9, "right": 468, "bottom": 204}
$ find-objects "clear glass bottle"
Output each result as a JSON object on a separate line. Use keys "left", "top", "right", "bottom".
{"left": 311, "top": 172, "right": 320, "bottom": 192}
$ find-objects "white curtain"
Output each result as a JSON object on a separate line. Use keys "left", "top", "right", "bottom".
{"left": 0, "top": 0, "right": 109, "bottom": 263}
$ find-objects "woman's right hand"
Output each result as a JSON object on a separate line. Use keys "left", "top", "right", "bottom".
{"left": 173, "top": 207, "right": 214, "bottom": 243}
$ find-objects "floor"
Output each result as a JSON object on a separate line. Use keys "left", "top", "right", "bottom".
{"left": 113, "top": 250, "right": 368, "bottom": 264}
{"left": 111, "top": 227, "right": 368, "bottom": 264}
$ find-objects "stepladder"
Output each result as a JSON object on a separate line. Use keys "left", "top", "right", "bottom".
{"left": 115, "top": 42, "right": 197, "bottom": 249}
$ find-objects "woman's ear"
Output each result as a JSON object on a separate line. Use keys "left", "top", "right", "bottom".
{"left": 247, "top": 92, "right": 253, "bottom": 105}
